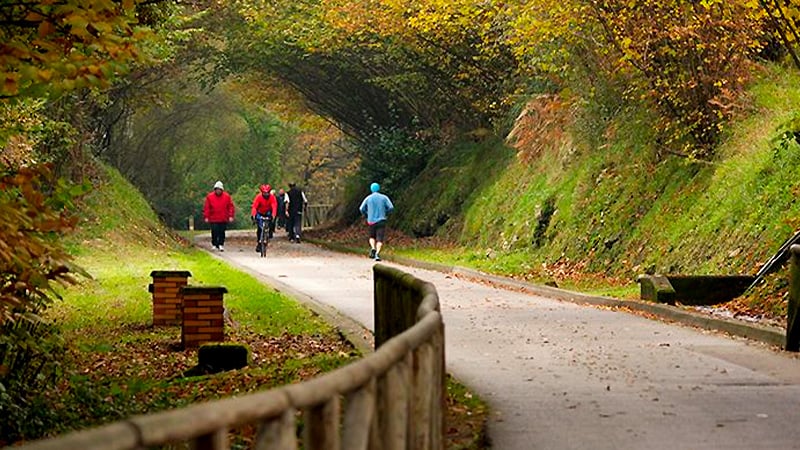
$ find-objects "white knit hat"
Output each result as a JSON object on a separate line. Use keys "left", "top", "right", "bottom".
{"left": 213, "top": 181, "right": 224, "bottom": 190}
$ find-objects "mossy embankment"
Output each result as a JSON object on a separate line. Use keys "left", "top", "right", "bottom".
{"left": 389, "top": 65, "right": 800, "bottom": 313}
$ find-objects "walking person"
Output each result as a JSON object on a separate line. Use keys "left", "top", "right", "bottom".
{"left": 275, "top": 187, "right": 286, "bottom": 233}
{"left": 250, "top": 184, "right": 277, "bottom": 253}
{"left": 269, "top": 189, "right": 279, "bottom": 239}
{"left": 285, "top": 183, "right": 307, "bottom": 243}
{"left": 203, "top": 180, "right": 235, "bottom": 251}
{"left": 359, "top": 182, "right": 394, "bottom": 261}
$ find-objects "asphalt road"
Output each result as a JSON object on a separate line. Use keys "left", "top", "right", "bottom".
{"left": 207, "top": 231, "right": 800, "bottom": 449}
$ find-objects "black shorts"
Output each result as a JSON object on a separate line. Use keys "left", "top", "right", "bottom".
{"left": 368, "top": 220, "right": 387, "bottom": 242}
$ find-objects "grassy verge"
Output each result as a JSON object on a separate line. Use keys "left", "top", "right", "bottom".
{"left": 43, "top": 234, "right": 359, "bottom": 438}
{"left": 308, "top": 224, "right": 641, "bottom": 299}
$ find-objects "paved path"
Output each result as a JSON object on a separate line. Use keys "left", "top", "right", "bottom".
{"left": 209, "top": 232, "right": 800, "bottom": 449}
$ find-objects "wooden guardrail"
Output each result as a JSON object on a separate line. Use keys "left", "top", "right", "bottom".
{"left": 16, "top": 265, "right": 445, "bottom": 450}
{"left": 303, "top": 204, "right": 332, "bottom": 229}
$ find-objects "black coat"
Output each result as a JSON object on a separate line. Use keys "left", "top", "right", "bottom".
{"left": 287, "top": 187, "right": 305, "bottom": 215}
{"left": 276, "top": 194, "right": 286, "bottom": 216}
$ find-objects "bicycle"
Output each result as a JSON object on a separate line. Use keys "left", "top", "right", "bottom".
{"left": 255, "top": 213, "right": 272, "bottom": 258}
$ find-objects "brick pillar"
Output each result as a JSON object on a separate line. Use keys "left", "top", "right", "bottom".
{"left": 180, "top": 286, "right": 227, "bottom": 349}
{"left": 149, "top": 270, "right": 192, "bottom": 326}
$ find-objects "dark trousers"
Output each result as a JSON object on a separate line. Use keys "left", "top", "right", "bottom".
{"left": 287, "top": 213, "right": 302, "bottom": 240}
{"left": 210, "top": 222, "right": 227, "bottom": 247}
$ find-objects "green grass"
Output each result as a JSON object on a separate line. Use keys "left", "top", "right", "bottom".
{"left": 52, "top": 245, "right": 334, "bottom": 336}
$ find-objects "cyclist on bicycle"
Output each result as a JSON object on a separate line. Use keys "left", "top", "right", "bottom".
{"left": 250, "top": 184, "right": 277, "bottom": 253}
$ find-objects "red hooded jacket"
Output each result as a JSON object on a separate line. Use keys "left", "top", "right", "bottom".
{"left": 251, "top": 192, "right": 277, "bottom": 218}
{"left": 203, "top": 190, "right": 235, "bottom": 223}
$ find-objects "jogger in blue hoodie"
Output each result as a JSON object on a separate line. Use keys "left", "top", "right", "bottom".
{"left": 359, "top": 182, "right": 394, "bottom": 261}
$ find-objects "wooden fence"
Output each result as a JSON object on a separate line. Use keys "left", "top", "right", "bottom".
{"left": 17, "top": 264, "right": 445, "bottom": 450}
{"left": 303, "top": 204, "right": 332, "bottom": 229}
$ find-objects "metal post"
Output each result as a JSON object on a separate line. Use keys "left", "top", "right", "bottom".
{"left": 786, "top": 245, "right": 800, "bottom": 351}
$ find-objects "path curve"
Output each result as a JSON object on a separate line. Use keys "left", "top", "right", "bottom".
{"left": 207, "top": 232, "right": 800, "bottom": 449}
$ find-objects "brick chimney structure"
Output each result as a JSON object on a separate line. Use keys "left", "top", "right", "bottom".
{"left": 180, "top": 286, "right": 227, "bottom": 348}
{"left": 149, "top": 270, "right": 192, "bottom": 326}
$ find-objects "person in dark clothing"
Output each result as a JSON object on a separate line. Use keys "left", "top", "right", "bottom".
{"left": 285, "top": 183, "right": 307, "bottom": 243}
{"left": 268, "top": 189, "right": 278, "bottom": 239}
{"left": 275, "top": 188, "right": 286, "bottom": 231}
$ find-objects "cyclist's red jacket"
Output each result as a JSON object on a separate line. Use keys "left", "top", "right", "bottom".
{"left": 203, "top": 191, "right": 235, "bottom": 223}
{"left": 251, "top": 193, "right": 277, "bottom": 218}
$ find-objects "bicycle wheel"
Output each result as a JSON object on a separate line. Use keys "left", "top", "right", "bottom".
{"left": 261, "top": 218, "right": 270, "bottom": 257}
{"left": 260, "top": 234, "right": 267, "bottom": 257}
{"left": 256, "top": 216, "right": 267, "bottom": 258}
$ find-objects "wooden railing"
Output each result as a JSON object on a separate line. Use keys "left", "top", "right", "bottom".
{"left": 303, "top": 204, "right": 332, "bottom": 229}
{"left": 17, "top": 265, "right": 445, "bottom": 450}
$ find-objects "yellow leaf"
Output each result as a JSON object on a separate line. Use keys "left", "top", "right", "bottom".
{"left": 25, "top": 11, "right": 44, "bottom": 22}
{"left": 37, "top": 69, "right": 54, "bottom": 81}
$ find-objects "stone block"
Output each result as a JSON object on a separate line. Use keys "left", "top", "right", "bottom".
{"left": 637, "top": 275, "right": 676, "bottom": 305}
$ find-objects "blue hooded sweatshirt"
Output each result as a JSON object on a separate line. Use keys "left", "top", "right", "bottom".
{"left": 359, "top": 187, "right": 394, "bottom": 224}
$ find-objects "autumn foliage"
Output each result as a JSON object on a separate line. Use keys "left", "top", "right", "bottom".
{"left": 584, "top": 0, "right": 765, "bottom": 158}
{"left": 222, "top": 0, "right": 800, "bottom": 160}
{"left": 0, "top": 0, "right": 149, "bottom": 99}
{"left": 0, "top": 164, "right": 85, "bottom": 324}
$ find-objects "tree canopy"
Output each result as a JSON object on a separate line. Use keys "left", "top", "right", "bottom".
{"left": 208, "top": 0, "right": 800, "bottom": 160}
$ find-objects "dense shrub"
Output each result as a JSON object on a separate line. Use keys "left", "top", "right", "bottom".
{"left": 358, "top": 125, "right": 428, "bottom": 197}
{"left": 0, "top": 164, "right": 87, "bottom": 443}
{"left": 0, "top": 320, "right": 65, "bottom": 445}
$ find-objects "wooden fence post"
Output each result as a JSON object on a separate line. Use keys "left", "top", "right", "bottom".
{"left": 304, "top": 397, "right": 341, "bottom": 450}
{"left": 378, "top": 357, "right": 410, "bottom": 450}
{"left": 412, "top": 342, "right": 433, "bottom": 449}
{"left": 432, "top": 323, "right": 445, "bottom": 450}
{"left": 342, "top": 379, "right": 376, "bottom": 450}
{"left": 255, "top": 408, "right": 297, "bottom": 450}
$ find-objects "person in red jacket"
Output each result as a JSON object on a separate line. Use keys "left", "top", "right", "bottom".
{"left": 203, "top": 180, "right": 235, "bottom": 251}
{"left": 250, "top": 184, "right": 277, "bottom": 252}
